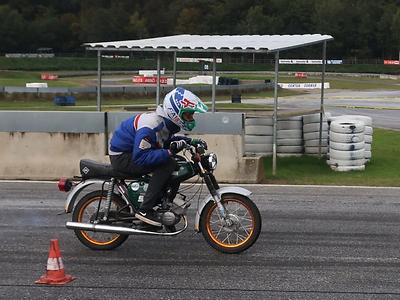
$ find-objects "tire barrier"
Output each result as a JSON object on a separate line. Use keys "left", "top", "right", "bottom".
{"left": 329, "top": 141, "right": 365, "bottom": 151}
{"left": 329, "top": 131, "right": 365, "bottom": 143}
{"left": 244, "top": 117, "right": 273, "bottom": 156}
{"left": 329, "top": 115, "right": 373, "bottom": 163}
{"left": 244, "top": 116, "right": 303, "bottom": 156}
{"left": 276, "top": 116, "right": 303, "bottom": 155}
{"left": 277, "top": 129, "right": 303, "bottom": 139}
{"left": 329, "top": 115, "right": 372, "bottom": 126}
{"left": 277, "top": 120, "right": 303, "bottom": 130}
{"left": 277, "top": 138, "right": 303, "bottom": 146}
{"left": 244, "top": 135, "right": 273, "bottom": 144}
{"left": 303, "top": 123, "right": 329, "bottom": 133}
{"left": 330, "top": 165, "right": 365, "bottom": 172}
{"left": 244, "top": 114, "right": 372, "bottom": 167}
{"left": 302, "top": 112, "right": 331, "bottom": 155}
{"left": 304, "top": 139, "right": 329, "bottom": 147}
{"left": 327, "top": 158, "right": 366, "bottom": 167}
{"left": 329, "top": 148, "right": 365, "bottom": 160}
{"left": 329, "top": 120, "right": 365, "bottom": 134}
{"left": 303, "top": 113, "right": 331, "bottom": 124}
{"left": 303, "top": 131, "right": 329, "bottom": 140}
{"left": 304, "top": 146, "right": 329, "bottom": 154}
{"left": 245, "top": 125, "right": 273, "bottom": 136}
{"left": 327, "top": 119, "right": 370, "bottom": 172}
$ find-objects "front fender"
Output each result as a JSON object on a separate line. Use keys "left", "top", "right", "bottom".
{"left": 64, "top": 179, "right": 106, "bottom": 213}
{"left": 194, "top": 186, "right": 252, "bottom": 232}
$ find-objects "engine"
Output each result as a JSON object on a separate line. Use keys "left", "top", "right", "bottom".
{"left": 161, "top": 212, "right": 180, "bottom": 226}
{"left": 161, "top": 195, "right": 190, "bottom": 226}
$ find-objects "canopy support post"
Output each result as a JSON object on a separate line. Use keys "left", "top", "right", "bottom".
{"left": 212, "top": 54, "right": 216, "bottom": 113}
{"left": 156, "top": 52, "right": 161, "bottom": 106}
{"left": 272, "top": 51, "right": 280, "bottom": 176}
{"left": 97, "top": 50, "right": 102, "bottom": 112}
{"left": 173, "top": 51, "right": 177, "bottom": 88}
{"left": 318, "top": 41, "right": 327, "bottom": 157}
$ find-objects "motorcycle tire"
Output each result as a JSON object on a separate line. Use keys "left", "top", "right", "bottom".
{"left": 72, "top": 190, "right": 130, "bottom": 250}
{"left": 200, "top": 193, "right": 261, "bottom": 254}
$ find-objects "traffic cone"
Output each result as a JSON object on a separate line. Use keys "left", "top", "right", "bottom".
{"left": 35, "top": 239, "right": 75, "bottom": 285}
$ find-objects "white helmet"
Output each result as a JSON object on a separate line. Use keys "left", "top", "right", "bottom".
{"left": 160, "top": 87, "right": 208, "bottom": 131}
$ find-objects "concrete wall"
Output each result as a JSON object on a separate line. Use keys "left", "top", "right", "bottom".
{"left": 0, "top": 132, "right": 263, "bottom": 183}
{"left": 0, "top": 112, "right": 264, "bottom": 183}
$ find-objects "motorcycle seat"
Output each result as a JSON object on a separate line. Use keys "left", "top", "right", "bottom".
{"left": 79, "top": 159, "right": 141, "bottom": 180}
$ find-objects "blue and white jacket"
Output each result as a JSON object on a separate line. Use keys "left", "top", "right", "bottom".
{"left": 109, "top": 106, "right": 190, "bottom": 167}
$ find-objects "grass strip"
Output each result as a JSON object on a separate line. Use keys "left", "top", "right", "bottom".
{"left": 263, "top": 128, "right": 400, "bottom": 186}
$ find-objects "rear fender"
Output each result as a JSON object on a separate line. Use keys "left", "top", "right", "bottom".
{"left": 194, "top": 186, "right": 252, "bottom": 232}
{"left": 64, "top": 179, "right": 106, "bottom": 213}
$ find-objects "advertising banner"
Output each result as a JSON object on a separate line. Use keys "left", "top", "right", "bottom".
{"left": 177, "top": 57, "right": 222, "bottom": 63}
{"left": 41, "top": 73, "right": 59, "bottom": 80}
{"left": 132, "top": 76, "right": 167, "bottom": 84}
{"left": 384, "top": 60, "right": 400, "bottom": 65}
{"left": 279, "top": 59, "right": 343, "bottom": 65}
{"left": 278, "top": 83, "right": 330, "bottom": 89}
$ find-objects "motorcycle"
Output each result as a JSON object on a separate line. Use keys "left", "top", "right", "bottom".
{"left": 58, "top": 143, "right": 261, "bottom": 254}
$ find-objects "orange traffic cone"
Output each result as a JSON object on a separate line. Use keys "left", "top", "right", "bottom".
{"left": 35, "top": 239, "right": 75, "bottom": 285}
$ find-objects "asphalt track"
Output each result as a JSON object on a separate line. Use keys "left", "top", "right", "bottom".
{"left": 1, "top": 182, "right": 400, "bottom": 299}
{"left": 247, "top": 89, "right": 400, "bottom": 130}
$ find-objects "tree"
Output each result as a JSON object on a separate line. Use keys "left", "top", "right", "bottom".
{"left": 0, "top": 5, "right": 27, "bottom": 52}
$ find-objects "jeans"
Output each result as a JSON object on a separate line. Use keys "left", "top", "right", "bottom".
{"left": 110, "top": 153, "right": 177, "bottom": 211}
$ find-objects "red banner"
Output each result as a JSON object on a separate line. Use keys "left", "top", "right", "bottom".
{"left": 295, "top": 72, "right": 307, "bottom": 78}
{"left": 384, "top": 60, "right": 400, "bottom": 65}
{"left": 41, "top": 73, "right": 59, "bottom": 80}
{"left": 132, "top": 76, "right": 167, "bottom": 84}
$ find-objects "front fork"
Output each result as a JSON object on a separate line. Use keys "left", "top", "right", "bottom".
{"left": 199, "top": 162, "right": 229, "bottom": 221}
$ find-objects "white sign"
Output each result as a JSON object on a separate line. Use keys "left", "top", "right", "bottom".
{"left": 279, "top": 59, "right": 343, "bottom": 65}
{"left": 177, "top": 57, "right": 222, "bottom": 63}
{"left": 26, "top": 82, "right": 48, "bottom": 88}
{"left": 102, "top": 55, "right": 129, "bottom": 59}
{"left": 279, "top": 59, "right": 322, "bottom": 64}
{"left": 327, "top": 60, "right": 343, "bottom": 64}
{"left": 278, "top": 83, "right": 330, "bottom": 89}
{"left": 139, "top": 69, "right": 165, "bottom": 76}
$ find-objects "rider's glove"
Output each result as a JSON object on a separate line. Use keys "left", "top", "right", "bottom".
{"left": 170, "top": 140, "right": 187, "bottom": 154}
{"left": 190, "top": 138, "right": 208, "bottom": 150}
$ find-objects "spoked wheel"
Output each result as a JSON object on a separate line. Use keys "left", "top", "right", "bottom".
{"left": 200, "top": 193, "right": 261, "bottom": 254}
{"left": 72, "top": 190, "right": 130, "bottom": 250}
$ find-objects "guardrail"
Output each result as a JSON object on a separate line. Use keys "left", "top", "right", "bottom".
{"left": 0, "top": 111, "right": 244, "bottom": 135}
{"left": 0, "top": 83, "right": 271, "bottom": 96}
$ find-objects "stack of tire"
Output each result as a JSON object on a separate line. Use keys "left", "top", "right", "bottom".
{"left": 329, "top": 115, "right": 373, "bottom": 162}
{"left": 277, "top": 116, "right": 303, "bottom": 156}
{"left": 327, "top": 119, "right": 366, "bottom": 171}
{"left": 244, "top": 117, "right": 273, "bottom": 156}
{"left": 302, "top": 113, "right": 331, "bottom": 155}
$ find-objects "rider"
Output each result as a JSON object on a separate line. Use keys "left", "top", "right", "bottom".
{"left": 109, "top": 87, "right": 208, "bottom": 227}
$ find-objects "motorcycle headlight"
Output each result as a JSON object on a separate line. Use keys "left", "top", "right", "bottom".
{"left": 207, "top": 153, "right": 218, "bottom": 171}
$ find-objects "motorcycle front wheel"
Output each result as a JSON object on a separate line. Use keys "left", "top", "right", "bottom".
{"left": 200, "top": 193, "right": 261, "bottom": 254}
{"left": 72, "top": 190, "right": 130, "bottom": 250}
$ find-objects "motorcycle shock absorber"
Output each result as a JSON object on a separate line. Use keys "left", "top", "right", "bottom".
{"left": 102, "top": 178, "right": 115, "bottom": 221}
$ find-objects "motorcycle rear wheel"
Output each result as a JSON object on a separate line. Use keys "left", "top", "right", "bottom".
{"left": 72, "top": 190, "right": 130, "bottom": 250}
{"left": 200, "top": 193, "right": 261, "bottom": 254}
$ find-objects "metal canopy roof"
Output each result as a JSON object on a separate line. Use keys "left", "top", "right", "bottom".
{"left": 85, "top": 34, "right": 333, "bottom": 53}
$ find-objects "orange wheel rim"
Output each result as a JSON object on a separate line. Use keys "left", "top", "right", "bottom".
{"left": 205, "top": 199, "right": 254, "bottom": 248}
{"left": 77, "top": 196, "right": 121, "bottom": 246}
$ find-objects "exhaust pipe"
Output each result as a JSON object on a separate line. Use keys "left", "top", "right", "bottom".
{"left": 66, "top": 220, "right": 187, "bottom": 236}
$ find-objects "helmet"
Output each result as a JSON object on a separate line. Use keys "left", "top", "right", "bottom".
{"left": 161, "top": 87, "right": 208, "bottom": 131}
